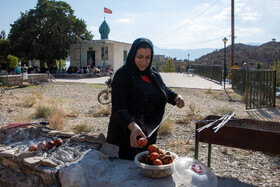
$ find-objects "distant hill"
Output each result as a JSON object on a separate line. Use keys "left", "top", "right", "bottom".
{"left": 194, "top": 41, "right": 280, "bottom": 69}
{"left": 154, "top": 46, "right": 216, "bottom": 61}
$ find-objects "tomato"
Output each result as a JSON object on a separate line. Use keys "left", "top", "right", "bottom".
{"left": 158, "top": 149, "right": 164, "bottom": 155}
{"left": 29, "top": 144, "right": 37, "bottom": 152}
{"left": 46, "top": 140, "right": 54, "bottom": 150}
{"left": 153, "top": 159, "right": 163, "bottom": 165}
{"left": 149, "top": 152, "right": 160, "bottom": 161}
{"left": 137, "top": 137, "right": 148, "bottom": 147}
{"left": 37, "top": 142, "right": 46, "bottom": 151}
{"left": 161, "top": 155, "right": 174, "bottom": 164}
{"left": 54, "top": 138, "right": 63, "bottom": 147}
{"left": 148, "top": 144, "right": 159, "bottom": 154}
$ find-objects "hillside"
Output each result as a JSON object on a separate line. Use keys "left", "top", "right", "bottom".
{"left": 194, "top": 41, "right": 280, "bottom": 69}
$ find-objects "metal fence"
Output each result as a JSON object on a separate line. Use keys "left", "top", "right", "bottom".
{"left": 231, "top": 69, "right": 276, "bottom": 109}
{"left": 191, "top": 65, "right": 222, "bottom": 83}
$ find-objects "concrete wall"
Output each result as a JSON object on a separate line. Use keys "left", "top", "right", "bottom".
{"left": 1, "top": 74, "right": 49, "bottom": 87}
{"left": 70, "top": 40, "right": 131, "bottom": 72}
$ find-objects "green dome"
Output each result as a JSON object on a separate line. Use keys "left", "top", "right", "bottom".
{"left": 99, "top": 20, "right": 110, "bottom": 39}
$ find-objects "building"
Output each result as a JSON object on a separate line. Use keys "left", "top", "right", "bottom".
{"left": 69, "top": 19, "right": 131, "bottom": 72}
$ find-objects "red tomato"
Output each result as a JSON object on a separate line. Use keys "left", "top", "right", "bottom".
{"left": 29, "top": 145, "right": 37, "bottom": 152}
{"left": 149, "top": 152, "right": 160, "bottom": 161}
{"left": 161, "top": 155, "right": 174, "bottom": 164}
{"left": 137, "top": 138, "right": 148, "bottom": 147}
{"left": 54, "top": 138, "right": 63, "bottom": 147}
{"left": 46, "top": 140, "right": 54, "bottom": 150}
{"left": 148, "top": 144, "right": 159, "bottom": 154}
{"left": 37, "top": 142, "right": 46, "bottom": 151}
{"left": 153, "top": 159, "right": 163, "bottom": 165}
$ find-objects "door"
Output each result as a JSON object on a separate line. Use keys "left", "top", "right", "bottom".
{"left": 87, "top": 51, "right": 96, "bottom": 67}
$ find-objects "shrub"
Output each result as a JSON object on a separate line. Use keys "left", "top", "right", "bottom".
{"left": 72, "top": 123, "right": 93, "bottom": 134}
{"left": 23, "top": 96, "right": 37, "bottom": 107}
{"left": 35, "top": 105, "right": 54, "bottom": 118}
{"left": 7, "top": 54, "right": 18, "bottom": 68}
{"left": 47, "top": 110, "right": 66, "bottom": 131}
{"left": 158, "top": 119, "right": 174, "bottom": 135}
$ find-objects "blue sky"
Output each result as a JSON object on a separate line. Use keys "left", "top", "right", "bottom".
{"left": 0, "top": 0, "right": 279, "bottom": 50}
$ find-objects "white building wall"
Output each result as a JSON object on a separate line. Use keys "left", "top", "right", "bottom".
{"left": 70, "top": 40, "right": 131, "bottom": 71}
{"left": 113, "top": 43, "right": 131, "bottom": 71}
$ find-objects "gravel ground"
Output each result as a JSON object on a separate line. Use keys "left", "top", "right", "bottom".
{"left": 0, "top": 82, "right": 279, "bottom": 186}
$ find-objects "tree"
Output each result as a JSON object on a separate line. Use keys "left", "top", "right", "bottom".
{"left": 161, "top": 58, "right": 176, "bottom": 72}
{"left": 9, "top": 0, "right": 93, "bottom": 68}
{"left": 257, "top": 62, "right": 261, "bottom": 69}
{"left": 7, "top": 54, "right": 18, "bottom": 68}
{"left": 0, "top": 30, "right": 6, "bottom": 40}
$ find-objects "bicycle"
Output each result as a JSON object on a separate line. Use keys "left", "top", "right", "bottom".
{"left": 98, "top": 72, "right": 113, "bottom": 105}
{"left": 47, "top": 71, "right": 56, "bottom": 83}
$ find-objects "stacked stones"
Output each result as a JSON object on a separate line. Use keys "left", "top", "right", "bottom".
{"left": 0, "top": 125, "right": 119, "bottom": 186}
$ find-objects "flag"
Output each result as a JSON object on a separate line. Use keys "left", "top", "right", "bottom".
{"left": 104, "top": 7, "right": 112, "bottom": 14}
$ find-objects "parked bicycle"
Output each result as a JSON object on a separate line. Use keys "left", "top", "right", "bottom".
{"left": 98, "top": 71, "right": 113, "bottom": 105}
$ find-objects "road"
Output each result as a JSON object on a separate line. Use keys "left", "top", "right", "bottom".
{"left": 55, "top": 72, "right": 231, "bottom": 90}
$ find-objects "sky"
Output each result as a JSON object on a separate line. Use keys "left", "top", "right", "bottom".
{"left": 0, "top": 0, "right": 279, "bottom": 51}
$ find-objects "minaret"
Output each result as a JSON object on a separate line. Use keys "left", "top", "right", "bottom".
{"left": 99, "top": 18, "right": 110, "bottom": 39}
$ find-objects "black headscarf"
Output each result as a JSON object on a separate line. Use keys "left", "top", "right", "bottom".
{"left": 126, "top": 38, "right": 154, "bottom": 76}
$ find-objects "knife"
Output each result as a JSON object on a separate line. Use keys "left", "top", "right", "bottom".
{"left": 147, "top": 105, "right": 177, "bottom": 138}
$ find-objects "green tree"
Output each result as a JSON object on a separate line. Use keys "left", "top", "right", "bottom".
{"left": 7, "top": 54, "right": 18, "bottom": 68}
{"left": 271, "top": 59, "right": 280, "bottom": 87}
{"left": 257, "top": 62, "right": 261, "bottom": 69}
{"left": 9, "top": 0, "right": 93, "bottom": 68}
{"left": 161, "top": 58, "right": 176, "bottom": 72}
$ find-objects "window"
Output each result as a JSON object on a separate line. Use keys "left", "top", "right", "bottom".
{"left": 74, "top": 48, "right": 80, "bottom": 61}
{"left": 123, "top": 50, "right": 127, "bottom": 64}
{"left": 101, "top": 47, "right": 108, "bottom": 60}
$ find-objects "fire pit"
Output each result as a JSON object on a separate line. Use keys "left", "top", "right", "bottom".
{"left": 195, "top": 116, "right": 280, "bottom": 167}
{"left": 0, "top": 122, "right": 110, "bottom": 186}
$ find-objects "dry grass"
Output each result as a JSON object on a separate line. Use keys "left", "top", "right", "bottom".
{"left": 71, "top": 122, "right": 93, "bottom": 134}
{"left": 35, "top": 105, "right": 54, "bottom": 118}
{"left": 158, "top": 119, "right": 174, "bottom": 135}
{"left": 166, "top": 139, "right": 193, "bottom": 155}
{"left": 12, "top": 115, "right": 31, "bottom": 123}
{"left": 211, "top": 106, "right": 234, "bottom": 116}
{"left": 47, "top": 106, "right": 67, "bottom": 131}
{"left": 87, "top": 105, "right": 111, "bottom": 117}
{"left": 23, "top": 96, "right": 37, "bottom": 107}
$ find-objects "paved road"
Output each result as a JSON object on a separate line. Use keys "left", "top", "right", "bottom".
{"left": 55, "top": 72, "right": 231, "bottom": 90}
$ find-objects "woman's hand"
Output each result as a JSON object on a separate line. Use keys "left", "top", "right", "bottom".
{"left": 175, "top": 95, "right": 185, "bottom": 108}
{"left": 128, "top": 122, "right": 146, "bottom": 148}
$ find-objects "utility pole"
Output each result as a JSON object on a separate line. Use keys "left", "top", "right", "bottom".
{"left": 231, "top": 0, "right": 235, "bottom": 67}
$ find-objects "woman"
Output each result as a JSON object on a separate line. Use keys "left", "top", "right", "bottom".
{"left": 106, "top": 38, "right": 185, "bottom": 160}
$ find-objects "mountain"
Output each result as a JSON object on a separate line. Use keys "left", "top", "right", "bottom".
{"left": 194, "top": 41, "right": 280, "bottom": 69}
{"left": 154, "top": 46, "right": 216, "bottom": 61}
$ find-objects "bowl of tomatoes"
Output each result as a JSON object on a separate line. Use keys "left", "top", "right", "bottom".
{"left": 134, "top": 144, "right": 178, "bottom": 179}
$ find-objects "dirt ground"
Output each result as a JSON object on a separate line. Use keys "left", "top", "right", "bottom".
{"left": 0, "top": 82, "right": 279, "bottom": 186}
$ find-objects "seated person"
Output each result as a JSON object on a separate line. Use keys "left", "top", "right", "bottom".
{"left": 14, "top": 66, "right": 21, "bottom": 74}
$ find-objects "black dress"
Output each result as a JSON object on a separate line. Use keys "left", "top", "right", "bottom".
{"left": 106, "top": 38, "right": 178, "bottom": 160}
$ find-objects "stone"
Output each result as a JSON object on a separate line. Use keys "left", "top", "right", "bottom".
{"left": 100, "top": 143, "right": 119, "bottom": 158}
{"left": 2, "top": 158, "right": 21, "bottom": 173}
{"left": 0, "top": 149, "right": 16, "bottom": 159}
{"left": 34, "top": 166, "right": 58, "bottom": 186}
{"left": 59, "top": 149, "right": 185, "bottom": 187}
{"left": 17, "top": 151, "right": 37, "bottom": 160}
{"left": 29, "top": 126, "right": 41, "bottom": 139}
{"left": 85, "top": 132, "right": 106, "bottom": 144}
{"left": 71, "top": 134, "right": 85, "bottom": 142}
{"left": 23, "top": 156, "right": 41, "bottom": 168}
{"left": 59, "top": 131, "right": 75, "bottom": 138}
{"left": 39, "top": 157, "right": 58, "bottom": 168}
{"left": 47, "top": 130, "right": 60, "bottom": 137}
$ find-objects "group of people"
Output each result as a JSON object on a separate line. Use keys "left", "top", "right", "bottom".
{"left": 231, "top": 62, "right": 249, "bottom": 71}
